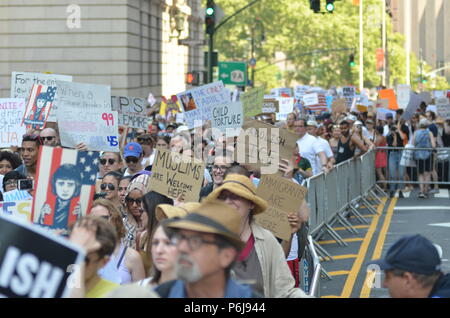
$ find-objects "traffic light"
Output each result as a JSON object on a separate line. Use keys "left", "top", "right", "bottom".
{"left": 186, "top": 71, "right": 200, "bottom": 85}
{"left": 349, "top": 54, "right": 356, "bottom": 67}
{"left": 205, "top": 0, "right": 215, "bottom": 35}
{"left": 326, "top": 0, "right": 335, "bottom": 13}
{"left": 310, "top": 0, "right": 320, "bottom": 13}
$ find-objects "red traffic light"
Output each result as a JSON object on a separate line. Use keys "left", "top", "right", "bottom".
{"left": 186, "top": 72, "right": 200, "bottom": 85}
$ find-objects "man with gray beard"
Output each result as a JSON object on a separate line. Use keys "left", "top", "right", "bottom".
{"left": 154, "top": 199, "right": 260, "bottom": 298}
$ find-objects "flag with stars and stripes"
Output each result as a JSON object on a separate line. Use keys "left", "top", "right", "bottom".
{"left": 22, "top": 84, "right": 57, "bottom": 130}
{"left": 31, "top": 146, "right": 100, "bottom": 235}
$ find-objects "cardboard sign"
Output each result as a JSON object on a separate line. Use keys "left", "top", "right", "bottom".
{"left": 241, "top": 85, "right": 266, "bottom": 117}
{"left": 436, "top": 98, "right": 450, "bottom": 119}
{"left": 150, "top": 149, "right": 205, "bottom": 202}
{"left": 262, "top": 99, "right": 279, "bottom": 113}
{"left": 396, "top": 84, "right": 411, "bottom": 109}
{"left": 373, "top": 99, "right": 389, "bottom": 109}
{"left": 58, "top": 104, "right": 119, "bottom": 152}
{"left": 51, "top": 81, "right": 112, "bottom": 123}
{"left": 379, "top": 89, "right": 398, "bottom": 110}
{"left": 0, "top": 214, "right": 84, "bottom": 298}
{"left": 332, "top": 99, "right": 347, "bottom": 114}
{"left": 235, "top": 119, "right": 298, "bottom": 175}
{"left": 21, "top": 84, "right": 56, "bottom": 129}
{"left": 255, "top": 175, "right": 307, "bottom": 241}
{"left": 111, "top": 96, "right": 148, "bottom": 130}
{"left": 376, "top": 108, "right": 396, "bottom": 121}
{"left": 0, "top": 200, "right": 32, "bottom": 223}
{"left": 32, "top": 146, "right": 100, "bottom": 236}
{"left": 276, "top": 97, "right": 295, "bottom": 121}
{"left": 211, "top": 101, "right": 243, "bottom": 136}
{"left": 10, "top": 72, "right": 72, "bottom": 104}
{"left": 0, "top": 98, "right": 26, "bottom": 147}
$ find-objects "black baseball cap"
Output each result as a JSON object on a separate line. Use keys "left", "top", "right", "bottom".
{"left": 367, "top": 234, "right": 441, "bottom": 275}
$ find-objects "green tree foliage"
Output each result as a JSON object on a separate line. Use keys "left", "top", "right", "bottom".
{"left": 213, "top": 0, "right": 449, "bottom": 90}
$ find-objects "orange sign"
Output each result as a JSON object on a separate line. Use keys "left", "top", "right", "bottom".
{"left": 378, "top": 89, "right": 398, "bottom": 110}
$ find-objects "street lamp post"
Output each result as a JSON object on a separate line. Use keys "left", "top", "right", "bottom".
{"left": 250, "top": 18, "right": 265, "bottom": 87}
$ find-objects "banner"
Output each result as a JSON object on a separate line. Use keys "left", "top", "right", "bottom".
{"left": 255, "top": 175, "right": 307, "bottom": 241}
{"left": 436, "top": 98, "right": 450, "bottom": 119}
{"left": 396, "top": 84, "right": 411, "bottom": 109}
{"left": 149, "top": 149, "right": 205, "bottom": 202}
{"left": 0, "top": 214, "right": 84, "bottom": 298}
{"left": 0, "top": 200, "right": 32, "bottom": 223}
{"left": 240, "top": 85, "right": 266, "bottom": 117}
{"left": 31, "top": 146, "right": 99, "bottom": 236}
{"left": 111, "top": 96, "right": 148, "bottom": 130}
{"left": 211, "top": 101, "right": 243, "bottom": 137}
{"left": 0, "top": 98, "right": 26, "bottom": 147}
{"left": 21, "top": 84, "right": 56, "bottom": 130}
{"left": 51, "top": 81, "right": 112, "bottom": 122}
{"left": 10, "top": 72, "right": 72, "bottom": 104}
{"left": 58, "top": 104, "right": 119, "bottom": 152}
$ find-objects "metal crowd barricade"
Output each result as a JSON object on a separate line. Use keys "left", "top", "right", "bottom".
{"left": 304, "top": 149, "right": 382, "bottom": 283}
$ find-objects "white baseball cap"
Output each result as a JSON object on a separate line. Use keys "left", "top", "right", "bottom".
{"left": 346, "top": 114, "right": 357, "bottom": 122}
{"left": 306, "top": 120, "right": 318, "bottom": 127}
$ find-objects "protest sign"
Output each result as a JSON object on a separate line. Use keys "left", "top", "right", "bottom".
{"left": 211, "top": 101, "right": 243, "bottom": 136}
{"left": 0, "top": 200, "right": 32, "bottom": 223}
{"left": 396, "top": 84, "right": 411, "bottom": 109}
{"left": 294, "top": 85, "right": 310, "bottom": 100}
{"left": 433, "top": 91, "right": 445, "bottom": 100}
{"left": 235, "top": 119, "right": 298, "bottom": 174}
{"left": 158, "top": 96, "right": 182, "bottom": 122}
{"left": 420, "top": 91, "right": 432, "bottom": 104}
{"left": 326, "top": 95, "right": 333, "bottom": 111}
{"left": 302, "top": 93, "right": 319, "bottom": 107}
{"left": 276, "top": 97, "right": 295, "bottom": 121}
{"left": 150, "top": 149, "right": 205, "bottom": 202}
{"left": 262, "top": 99, "right": 279, "bottom": 113}
{"left": 255, "top": 174, "right": 307, "bottom": 241}
{"left": 51, "top": 81, "right": 112, "bottom": 122}
{"left": 373, "top": 99, "right": 389, "bottom": 109}
{"left": 3, "top": 189, "right": 32, "bottom": 202}
{"left": 342, "top": 86, "right": 356, "bottom": 108}
{"left": 21, "top": 84, "right": 56, "bottom": 130}
{"left": 0, "top": 214, "right": 84, "bottom": 298}
{"left": 32, "top": 146, "right": 99, "bottom": 236}
{"left": 332, "top": 98, "right": 347, "bottom": 114}
{"left": 0, "top": 98, "right": 26, "bottom": 147}
{"left": 270, "top": 87, "right": 292, "bottom": 97}
{"left": 378, "top": 89, "right": 398, "bottom": 110}
{"left": 58, "top": 104, "right": 119, "bottom": 152}
{"left": 111, "top": 96, "right": 148, "bottom": 130}
{"left": 401, "top": 93, "right": 423, "bottom": 120}
{"left": 240, "top": 85, "right": 266, "bottom": 117}
{"left": 436, "top": 98, "right": 450, "bottom": 119}
{"left": 10, "top": 72, "right": 72, "bottom": 104}
{"left": 376, "top": 108, "right": 396, "bottom": 121}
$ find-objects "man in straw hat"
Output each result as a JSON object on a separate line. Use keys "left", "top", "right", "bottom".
{"left": 154, "top": 199, "right": 260, "bottom": 298}
{"left": 204, "top": 174, "right": 310, "bottom": 298}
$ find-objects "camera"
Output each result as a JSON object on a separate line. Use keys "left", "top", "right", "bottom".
{"left": 18, "top": 179, "right": 34, "bottom": 191}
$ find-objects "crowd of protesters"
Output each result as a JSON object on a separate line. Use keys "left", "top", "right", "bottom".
{"left": 1, "top": 89, "right": 449, "bottom": 299}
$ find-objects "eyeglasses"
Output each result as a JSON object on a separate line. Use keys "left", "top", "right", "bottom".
{"left": 100, "top": 183, "right": 116, "bottom": 191}
{"left": 125, "top": 197, "right": 142, "bottom": 205}
{"left": 125, "top": 157, "right": 139, "bottom": 164}
{"left": 170, "top": 232, "right": 217, "bottom": 251}
{"left": 212, "top": 165, "right": 229, "bottom": 171}
{"left": 100, "top": 158, "right": 116, "bottom": 166}
{"left": 40, "top": 136, "right": 55, "bottom": 141}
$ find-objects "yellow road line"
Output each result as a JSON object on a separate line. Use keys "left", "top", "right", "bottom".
{"left": 329, "top": 270, "right": 350, "bottom": 276}
{"left": 321, "top": 295, "right": 342, "bottom": 298}
{"left": 360, "top": 198, "right": 397, "bottom": 298}
{"left": 340, "top": 197, "right": 387, "bottom": 298}
{"left": 349, "top": 214, "right": 375, "bottom": 219}
{"left": 333, "top": 225, "right": 370, "bottom": 231}
{"left": 318, "top": 238, "right": 364, "bottom": 245}
{"left": 320, "top": 254, "right": 358, "bottom": 262}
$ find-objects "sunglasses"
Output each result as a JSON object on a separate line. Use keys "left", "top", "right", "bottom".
{"left": 100, "top": 183, "right": 116, "bottom": 191}
{"left": 100, "top": 158, "right": 116, "bottom": 165}
{"left": 125, "top": 157, "right": 139, "bottom": 164}
{"left": 125, "top": 197, "right": 142, "bottom": 205}
{"left": 41, "top": 136, "right": 55, "bottom": 141}
{"left": 137, "top": 137, "right": 153, "bottom": 144}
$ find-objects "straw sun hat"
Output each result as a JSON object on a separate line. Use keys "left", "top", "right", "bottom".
{"left": 155, "top": 202, "right": 201, "bottom": 221}
{"left": 204, "top": 174, "right": 268, "bottom": 215}
{"left": 165, "top": 199, "right": 245, "bottom": 249}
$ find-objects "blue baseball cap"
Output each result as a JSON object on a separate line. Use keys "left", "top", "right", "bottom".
{"left": 123, "top": 142, "right": 143, "bottom": 158}
{"left": 367, "top": 234, "right": 441, "bottom": 275}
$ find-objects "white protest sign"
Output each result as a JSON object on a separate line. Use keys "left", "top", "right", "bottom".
{"left": 270, "top": 87, "right": 292, "bottom": 97}
{"left": 10, "top": 72, "right": 72, "bottom": 103}
{"left": 342, "top": 86, "right": 356, "bottom": 108}
{"left": 302, "top": 93, "right": 319, "bottom": 106}
{"left": 0, "top": 98, "right": 26, "bottom": 147}
{"left": 0, "top": 200, "right": 32, "bottom": 223}
{"left": 111, "top": 96, "right": 148, "bottom": 130}
{"left": 377, "top": 108, "right": 396, "bottom": 121}
{"left": 433, "top": 91, "right": 445, "bottom": 100}
{"left": 276, "top": 97, "right": 294, "bottom": 121}
{"left": 211, "top": 101, "right": 243, "bottom": 136}
{"left": 58, "top": 105, "right": 119, "bottom": 152}
{"left": 436, "top": 98, "right": 450, "bottom": 119}
{"left": 420, "top": 92, "right": 432, "bottom": 104}
{"left": 3, "top": 189, "right": 33, "bottom": 202}
{"left": 51, "top": 81, "right": 112, "bottom": 122}
{"left": 396, "top": 85, "right": 411, "bottom": 109}
{"left": 426, "top": 105, "right": 437, "bottom": 114}
{"left": 294, "top": 85, "right": 310, "bottom": 99}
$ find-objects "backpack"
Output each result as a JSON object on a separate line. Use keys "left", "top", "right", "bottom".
{"left": 414, "top": 130, "right": 432, "bottom": 160}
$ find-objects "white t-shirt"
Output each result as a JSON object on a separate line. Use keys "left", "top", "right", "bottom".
{"left": 383, "top": 125, "right": 390, "bottom": 137}
{"left": 297, "top": 133, "right": 324, "bottom": 175}
{"left": 315, "top": 137, "right": 334, "bottom": 173}
{"left": 141, "top": 153, "right": 155, "bottom": 168}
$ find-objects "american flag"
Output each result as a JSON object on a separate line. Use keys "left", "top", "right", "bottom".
{"left": 22, "top": 84, "right": 56, "bottom": 129}
{"left": 305, "top": 90, "right": 328, "bottom": 113}
{"left": 31, "top": 146, "right": 99, "bottom": 230}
